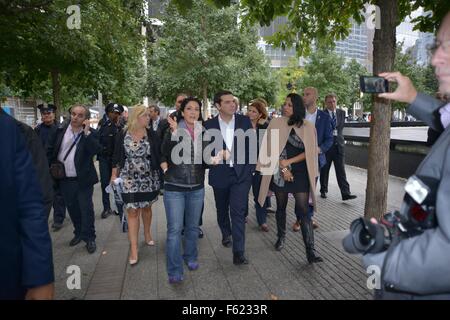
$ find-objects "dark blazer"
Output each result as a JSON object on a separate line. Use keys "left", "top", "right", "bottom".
{"left": 0, "top": 112, "right": 54, "bottom": 299}
{"left": 150, "top": 117, "right": 169, "bottom": 141}
{"left": 47, "top": 123, "right": 101, "bottom": 187}
{"left": 112, "top": 127, "right": 161, "bottom": 171}
{"left": 204, "top": 113, "right": 256, "bottom": 188}
{"left": 335, "top": 109, "right": 346, "bottom": 148}
{"left": 315, "top": 109, "right": 333, "bottom": 168}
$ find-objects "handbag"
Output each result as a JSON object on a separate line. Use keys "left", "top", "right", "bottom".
{"left": 50, "top": 133, "right": 82, "bottom": 180}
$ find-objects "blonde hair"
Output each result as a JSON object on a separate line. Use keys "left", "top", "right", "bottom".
{"left": 126, "top": 104, "right": 148, "bottom": 133}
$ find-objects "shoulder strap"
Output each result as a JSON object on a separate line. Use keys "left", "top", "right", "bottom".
{"left": 63, "top": 132, "right": 82, "bottom": 161}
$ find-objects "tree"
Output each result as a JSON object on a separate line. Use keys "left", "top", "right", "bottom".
{"left": 146, "top": 0, "right": 277, "bottom": 115}
{"left": 0, "top": 0, "right": 146, "bottom": 115}
{"left": 197, "top": 0, "right": 450, "bottom": 219}
{"left": 274, "top": 57, "right": 305, "bottom": 107}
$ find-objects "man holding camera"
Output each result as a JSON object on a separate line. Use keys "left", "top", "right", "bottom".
{"left": 361, "top": 12, "right": 450, "bottom": 299}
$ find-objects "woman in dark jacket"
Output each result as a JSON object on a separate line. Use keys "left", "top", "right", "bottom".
{"left": 160, "top": 97, "right": 209, "bottom": 284}
{"left": 246, "top": 98, "right": 271, "bottom": 232}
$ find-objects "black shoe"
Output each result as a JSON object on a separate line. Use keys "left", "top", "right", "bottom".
{"left": 69, "top": 236, "right": 82, "bottom": 247}
{"left": 320, "top": 192, "right": 327, "bottom": 199}
{"left": 198, "top": 228, "right": 204, "bottom": 239}
{"left": 101, "top": 209, "right": 112, "bottom": 219}
{"left": 274, "top": 237, "right": 285, "bottom": 251}
{"left": 113, "top": 210, "right": 119, "bottom": 216}
{"left": 52, "top": 222, "right": 63, "bottom": 232}
{"left": 300, "top": 220, "right": 323, "bottom": 264}
{"left": 342, "top": 194, "right": 357, "bottom": 201}
{"left": 233, "top": 254, "right": 249, "bottom": 265}
{"left": 86, "top": 241, "right": 96, "bottom": 254}
{"left": 266, "top": 208, "right": 276, "bottom": 213}
{"left": 222, "top": 236, "right": 232, "bottom": 248}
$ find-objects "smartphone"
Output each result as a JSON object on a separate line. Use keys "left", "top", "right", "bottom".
{"left": 359, "top": 76, "right": 389, "bottom": 93}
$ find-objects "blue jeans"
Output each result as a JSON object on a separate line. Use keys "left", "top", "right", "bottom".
{"left": 164, "top": 188, "right": 205, "bottom": 278}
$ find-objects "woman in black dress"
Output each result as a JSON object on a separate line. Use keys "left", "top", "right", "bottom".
{"left": 271, "top": 93, "right": 322, "bottom": 263}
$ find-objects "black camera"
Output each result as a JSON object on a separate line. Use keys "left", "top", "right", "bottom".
{"left": 343, "top": 175, "right": 438, "bottom": 254}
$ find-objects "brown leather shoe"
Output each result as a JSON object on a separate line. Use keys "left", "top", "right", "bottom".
{"left": 312, "top": 220, "right": 319, "bottom": 229}
{"left": 260, "top": 224, "right": 269, "bottom": 232}
{"left": 292, "top": 221, "right": 300, "bottom": 232}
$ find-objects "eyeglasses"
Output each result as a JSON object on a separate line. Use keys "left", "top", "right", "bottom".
{"left": 428, "top": 40, "right": 450, "bottom": 55}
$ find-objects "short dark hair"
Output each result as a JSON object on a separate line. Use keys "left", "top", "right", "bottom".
{"left": 286, "top": 93, "right": 305, "bottom": 127}
{"left": 325, "top": 93, "right": 337, "bottom": 101}
{"left": 149, "top": 104, "right": 160, "bottom": 115}
{"left": 213, "top": 90, "right": 234, "bottom": 106}
{"left": 179, "top": 97, "right": 204, "bottom": 123}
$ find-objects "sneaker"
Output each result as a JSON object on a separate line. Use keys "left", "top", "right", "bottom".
{"left": 198, "top": 228, "right": 204, "bottom": 239}
{"left": 168, "top": 275, "right": 184, "bottom": 284}
{"left": 187, "top": 261, "right": 199, "bottom": 271}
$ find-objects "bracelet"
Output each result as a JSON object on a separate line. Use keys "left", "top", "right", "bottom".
{"left": 281, "top": 167, "right": 288, "bottom": 173}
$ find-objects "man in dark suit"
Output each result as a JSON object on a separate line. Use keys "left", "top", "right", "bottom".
{"left": 47, "top": 104, "right": 101, "bottom": 254}
{"left": 35, "top": 103, "right": 66, "bottom": 231}
{"left": 204, "top": 90, "right": 256, "bottom": 265}
{"left": 0, "top": 110, "right": 54, "bottom": 300}
{"left": 292, "top": 87, "right": 334, "bottom": 231}
{"left": 149, "top": 104, "right": 168, "bottom": 140}
{"left": 320, "top": 93, "right": 357, "bottom": 201}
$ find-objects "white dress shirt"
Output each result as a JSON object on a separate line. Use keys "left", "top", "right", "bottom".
{"left": 218, "top": 114, "right": 235, "bottom": 167}
{"left": 306, "top": 109, "right": 318, "bottom": 125}
{"left": 152, "top": 116, "right": 160, "bottom": 131}
{"left": 57, "top": 125, "right": 82, "bottom": 177}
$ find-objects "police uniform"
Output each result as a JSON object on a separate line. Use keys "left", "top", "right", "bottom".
{"left": 98, "top": 103, "right": 124, "bottom": 218}
{"left": 34, "top": 103, "right": 67, "bottom": 231}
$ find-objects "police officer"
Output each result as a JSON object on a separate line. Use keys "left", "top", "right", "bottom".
{"left": 35, "top": 103, "right": 66, "bottom": 231}
{"left": 98, "top": 103, "right": 124, "bottom": 219}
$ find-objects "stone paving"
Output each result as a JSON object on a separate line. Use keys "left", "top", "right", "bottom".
{"left": 51, "top": 165, "right": 407, "bottom": 300}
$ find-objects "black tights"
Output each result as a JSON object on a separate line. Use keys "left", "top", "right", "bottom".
{"left": 275, "top": 191, "right": 310, "bottom": 221}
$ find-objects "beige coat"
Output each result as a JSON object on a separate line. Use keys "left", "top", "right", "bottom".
{"left": 256, "top": 117, "right": 319, "bottom": 210}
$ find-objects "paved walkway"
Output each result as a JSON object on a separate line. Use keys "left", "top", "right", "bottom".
{"left": 51, "top": 165, "right": 407, "bottom": 300}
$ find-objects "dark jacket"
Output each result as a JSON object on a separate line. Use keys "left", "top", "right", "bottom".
{"left": 97, "top": 115, "right": 121, "bottom": 161}
{"left": 315, "top": 109, "right": 334, "bottom": 168}
{"left": 0, "top": 111, "right": 54, "bottom": 300}
{"left": 17, "top": 120, "right": 54, "bottom": 218}
{"left": 34, "top": 122, "right": 58, "bottom": 150}
{"left": 47, "top": 123, "right": 101, "bottom": 187}
{"left": 160, "top": 125, "right": 208, "bottom": 186}
{"left": 150, "top": 117, "right": 169, "bottom": 141}
{"left": 203, "top": 113, "right": 256, "bottom": 188}
{"left": 112, "top": 127, "right": 161, "bottom": 171}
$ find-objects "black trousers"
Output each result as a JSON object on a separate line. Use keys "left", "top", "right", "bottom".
{"left": 98, "top": 159, "right": 112, "bottom": 211}
{"left": 320, "top": 143, "right": 351, "bottom": 196}
{"left": 60, "top": 178, "right": 96, "bottom": 242}
{"left": 52, "top": 180, "right": 66, "bottom": 224}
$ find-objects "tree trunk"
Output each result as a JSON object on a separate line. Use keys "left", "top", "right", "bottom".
{"left": 51, "top": 69, "right": 61, "bottom": 120}
{"left": 202, "top": 82, "right": 209, "bottom": 119}
{"left": 364, "top": 0, "right": 397, "bottom": 219}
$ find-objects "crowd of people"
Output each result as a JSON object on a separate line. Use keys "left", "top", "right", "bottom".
{"left": 2, "top": 9, "right": 449, "bottom": 299}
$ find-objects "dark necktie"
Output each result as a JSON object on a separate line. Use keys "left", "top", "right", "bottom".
{"left": 331, "top": 111, "right": 337, "bottom": 129}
